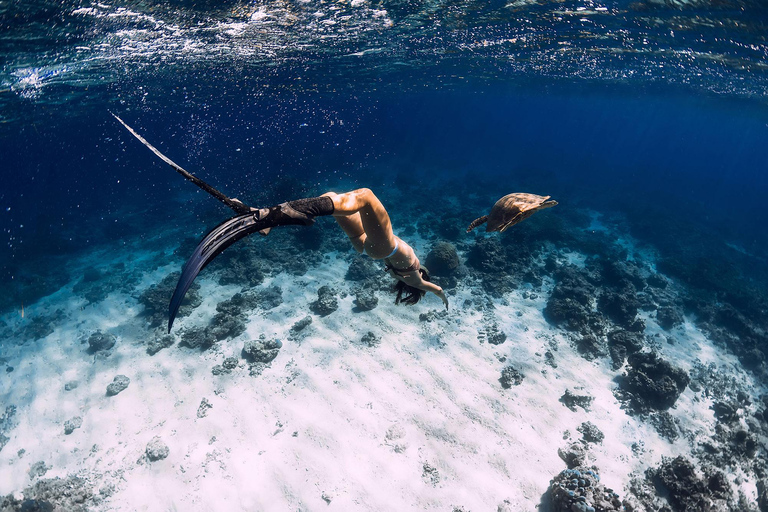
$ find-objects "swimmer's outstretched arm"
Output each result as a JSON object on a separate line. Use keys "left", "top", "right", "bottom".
{"left": 396, "top": 271, "right": 449, "bottom": 310}
{"left": 426, "top": 283, "right": 449, "bottom": 310}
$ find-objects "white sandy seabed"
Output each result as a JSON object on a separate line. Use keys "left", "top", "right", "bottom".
{"left": 0, "top": 224, "right": 763, "bottom": 511}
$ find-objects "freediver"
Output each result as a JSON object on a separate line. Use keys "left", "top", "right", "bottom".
{"left": 177, "top": 189, "right": 448, "bottom": 332}
{"left": 323, "top": 188, "right": 447, "bottom": 312}
{"left": 111, "top": 114, "right": 447, "bottom": 332}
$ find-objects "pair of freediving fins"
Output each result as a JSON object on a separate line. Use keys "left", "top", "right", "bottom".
{"left": 112, "top": 114, "right": 279, "bottom": 333}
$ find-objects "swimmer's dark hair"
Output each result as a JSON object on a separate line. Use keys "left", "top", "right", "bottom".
{"left": 389, "top": 267, "right": 430, "bottom": 305}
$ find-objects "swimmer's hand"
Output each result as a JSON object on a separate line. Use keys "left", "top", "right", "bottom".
{"left": 434, "top": 288, "right": 449, "bottom": 310}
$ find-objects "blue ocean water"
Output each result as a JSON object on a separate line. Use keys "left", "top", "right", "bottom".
{"left": 2, "top": 2, "right": 767, "bottom": 289}
{"left": 1, "top": 0, "right": 768, "bottom": 509}
{"left": 3, "top": 88, "right": 767, "bottom": 309}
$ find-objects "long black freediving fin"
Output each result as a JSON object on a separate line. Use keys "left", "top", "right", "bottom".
{"left": 168, "top": 212, "right": 264, "bottom": 333}
{"left": 112, "top": 113, "right": 259, "bottom": 331}
{"left": 113, "top": 113, "right": 325, "bottom": 332}
{"left": 111, "top": 113, "right": 252, "bottom": 215}
{"left": 167, "top": 204, "right": 317, "bottom": 332}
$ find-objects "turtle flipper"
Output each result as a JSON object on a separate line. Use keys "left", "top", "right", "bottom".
{"left": 498, "top": 211, "right": 524, "bottom": 232}
{"left": 466, "top": 215, "right": 488, "bottom": 233}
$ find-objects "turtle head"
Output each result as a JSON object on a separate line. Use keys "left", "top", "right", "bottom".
{"left": 540, "top": 199, "right": 558, "bottom": 209}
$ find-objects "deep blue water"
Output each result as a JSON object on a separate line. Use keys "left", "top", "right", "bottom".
{"left": 1, "top": 0, "right": 768, "bottom": 310}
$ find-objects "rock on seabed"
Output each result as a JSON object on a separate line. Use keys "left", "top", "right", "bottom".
{"left": 145, "top": 437, "right": 169, "bottom": 462}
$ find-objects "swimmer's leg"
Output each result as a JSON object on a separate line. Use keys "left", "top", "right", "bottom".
{"left": 322, "top": 192, "right": 366, "bottom": 253}
{"left": 336, "top": 213, "right": 366, "bottom": 253}
{"left": 252, "top": 195, "right": 335, "bottom": 236}
{"left": 324, "top": 188, "right": 395, "bottom": 259}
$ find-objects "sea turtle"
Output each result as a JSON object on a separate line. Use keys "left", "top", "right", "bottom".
{"left": 466, "top": 193, "right": 557, "bottom": 233}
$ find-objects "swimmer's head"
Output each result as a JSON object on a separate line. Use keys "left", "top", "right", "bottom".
{"left": 392, "top": 268, "right": 430, "bottom": 306}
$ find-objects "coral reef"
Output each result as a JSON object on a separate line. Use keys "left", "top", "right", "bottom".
{"left": 2, "top": 178, "right": 767, "bottom": 511}
{"left": 466, "top": 237, "right": 521, "bottom": 297}
{"left": 358, "top": 331, "right": 380, "bottom": 347}
{"left": 0, "top": 476, "right": 94, "bottom": 512}
{"left": 346, "top": 256, "right": 379, "bottom": 281}
{"left": 558, "top": 443, "right": 587, "bottom": 469}
{"left": 354, "top": 288, "right": 378, "bottom": 311}
{"left": 310, "top": 286, "right": 338, "bottom": 316}
{"left": 598, "top": 288, "right": 643, "bottom": 331}
{"left": 479, "top": 318, "right": 507, "bottom": 345}
{"left": 425, "top": 241, "right": 460, "bottom": 276}
{"left": 649, "top": 411, "right": 679, "bottom": 442}
{"left": 63, "top": 417, "right": 82, "bottom": 435}
{"left": 22, "top": 310, "right": 65, "bottom": 342}
{"left": 617, "top": 352, "right": 689, "bottom": 413}
{"left": 211, "top": 357, "right": 239, "bottom": 376}
{"left": 178, "top": 288, "right": 282, "bottom": 350}
{"left": 499, "top": 366, "right": 524, "bottom": 389}
{"left": 577, "top": 422, "right": 604, "bottom": 444}
{"left": 291, "top": 316, "right": 312, "bottom": 333}
{"left": 242, "top": 336, "right": 283, "bottom": 363}
{"left": 145, "top": 436, "right": 169, "bottom": 462}
{"left": 560, "top": 390, "right": 594, "bottom": 412}
{"left": 146, "top": 334, "right": 174, "bottom": 355}
{"left": 0, "top": 406, "right": 18, "bottom": 453}
{"left": 197, "top": 398, "right": 213, "bottom": 418}
{"left": 646, "top": 456, "right": 732, "bottom": 511}
{"left": 105, "top": 375, "right": 130, "bottom": 396}
{"left": 606, "top": 330, "right": 644, "bottom": 370}
{"left": 543, "top": 265, "right": 603, "bottom": 335}
{"left": 547, "top": 467, "right": 622, "bottom": 512}
{"left": 86, "top": 331, "right": 116, "bottom": 353}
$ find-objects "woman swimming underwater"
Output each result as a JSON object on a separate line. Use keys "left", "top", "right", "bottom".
{"left": 166, "top": 190, "right": 448, "bottom": 332}
{"left": 241, "top": 188, "right": 447, "bottom": 302}
{"left": 111, "top": 114, "right": 446, "bottom": 332}
{"left": 323, "top": 188, "right": 448, "bottom": 309}
{"left": 114, "top": 115, "right": 554, "bottom": 333}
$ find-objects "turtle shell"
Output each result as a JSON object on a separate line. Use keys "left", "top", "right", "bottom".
{"left": 485, "top": 193, "right": 557, "bottom": 232}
